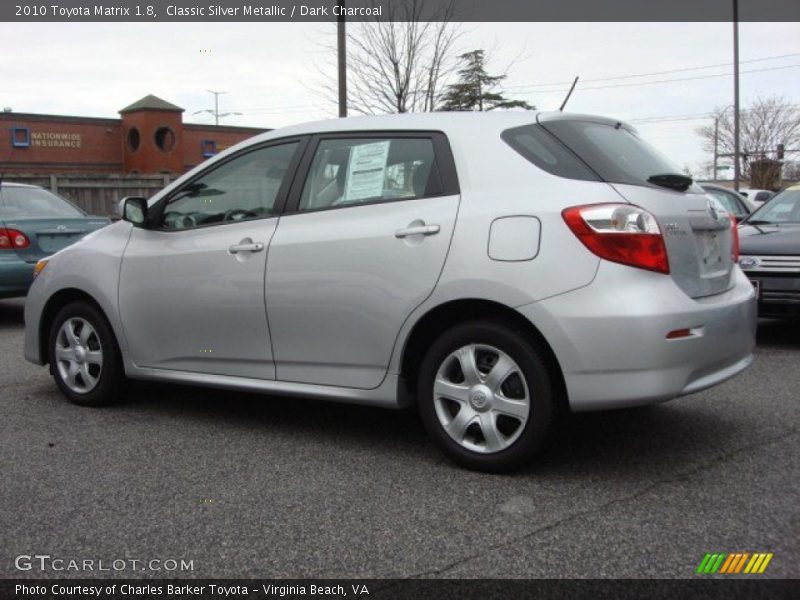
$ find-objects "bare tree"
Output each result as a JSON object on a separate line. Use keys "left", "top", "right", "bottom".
{"left": 317, "top": 0, "right": 460, "bottom": 114}
{"left": 697, "top": 96, "right": 800, "bottom": 180}
{"left": 782, "top": 161, "right": 800, "bottom": 182}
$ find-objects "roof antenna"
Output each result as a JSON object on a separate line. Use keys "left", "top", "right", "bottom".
{"left": 559, "top": 76, "right": 579, "bottom": 112}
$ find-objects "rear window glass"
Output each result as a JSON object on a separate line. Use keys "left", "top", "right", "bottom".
{"left": 501, "top": 124, "right": 599, "bottom": 182}
{"left": 539, "top": 119, "right": 703, "bottom": 192}
{"left": 754, "top": 191, "right": 773, "bottom": 203}
{"left": 703, "top": 188, "right": 747, "bottom": 217}
{"left": 0, "top": 186, "right": 85, "bottom": 219}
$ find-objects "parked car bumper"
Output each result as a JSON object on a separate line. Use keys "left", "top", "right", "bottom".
{"left": 742, "top": 271, "right": 800, "bottom": 319}
{"left": 517, "top": 262, "right": 757, "bottom": 411}
{"left": 23, "top": 274, "right": 48, "bottom": 364}
{"left": 0, "top": 255, "right": 35, "bottom": 299}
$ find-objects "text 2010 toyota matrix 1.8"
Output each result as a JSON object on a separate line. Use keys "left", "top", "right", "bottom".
{"left": 24, "top": 112, "right": 756, "bottom": 472}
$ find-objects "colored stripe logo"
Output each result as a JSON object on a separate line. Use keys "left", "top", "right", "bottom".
{"left": 696, "top": 552, "right": 773, "bottom": 574}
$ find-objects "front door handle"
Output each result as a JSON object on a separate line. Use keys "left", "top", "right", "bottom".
{"left": 395, "top": 224, "right": 440, "bottom": 238}
{"left": 228, "top": 241, "right": 264, "bottom": 254}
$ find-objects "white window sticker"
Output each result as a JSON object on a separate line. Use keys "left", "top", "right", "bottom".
{"left": 343, "top": 141, "right": 391, "bottom": 202}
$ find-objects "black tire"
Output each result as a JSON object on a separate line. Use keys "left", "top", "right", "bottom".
{"left": 48, "top": 301, "right": 125, "bottom": 407}
{"left": 417, "top": 320, "right": 554, "bottom": 473}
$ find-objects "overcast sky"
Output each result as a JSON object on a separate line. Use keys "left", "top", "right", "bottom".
{"left": 2, "top": 21, "right": 798, "bottom": 176}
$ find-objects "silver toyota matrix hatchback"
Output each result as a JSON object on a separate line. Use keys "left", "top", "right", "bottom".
{"left": 24, "top": 112, "right": 756, "bottom": 471}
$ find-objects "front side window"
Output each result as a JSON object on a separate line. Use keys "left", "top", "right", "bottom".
{"left": 160, "top": 142, "right": 298, "bottom": 230}
{"left": 299, "top": 137, "right": 441, "bottom": 211}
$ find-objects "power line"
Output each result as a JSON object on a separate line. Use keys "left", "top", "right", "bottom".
{"left": 234, "top": 103, "right": 318, "bottom": 112}
{"left": 576, "top": 63, "right": 800, "bottom": 92}
{"left": 628, "top": 104, "right": 800, "bottom": 124}
{"left": 504, "top": 52, "right": 800, "bottom": 92}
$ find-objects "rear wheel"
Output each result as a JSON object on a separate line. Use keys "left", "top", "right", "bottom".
{"left": 417, "top": 321, "right": 553, "bottom": 472}
{"left": 48, "top": 301, "right": 125, "bottom": 407}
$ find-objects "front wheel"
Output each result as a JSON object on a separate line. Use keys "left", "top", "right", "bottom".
{"left": 417, "top": 321, "right": 554, "bottom": 472}
{"left": 48, "top": 301, "right": 125, "bottom": 407}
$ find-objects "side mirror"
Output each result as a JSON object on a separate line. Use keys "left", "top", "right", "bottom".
{"left": 120, "top": 197, "right": 147, "bottom": 226}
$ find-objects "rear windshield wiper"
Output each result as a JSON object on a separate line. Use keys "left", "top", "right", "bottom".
{"left": 647, "top": 173, "right": 693, "bottom": 192}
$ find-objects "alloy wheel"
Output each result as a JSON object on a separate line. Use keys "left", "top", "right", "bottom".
{"left": 55, "top": 317, "right": 104, "bottom": 394}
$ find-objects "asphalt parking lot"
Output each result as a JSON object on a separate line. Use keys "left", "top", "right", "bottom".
{"left": 0, "top": 297, "right": 798, "bottom": 580}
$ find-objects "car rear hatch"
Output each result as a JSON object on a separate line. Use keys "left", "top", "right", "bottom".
{"left": 538, "top": 113, "right": 736, "bottom": 298}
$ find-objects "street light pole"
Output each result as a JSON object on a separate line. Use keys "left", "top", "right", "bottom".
{"left": 732, "top": 0, "right": 741, "bottom": 191}
{"left": 208, "top": 90, "right": 226, "bottom": 126}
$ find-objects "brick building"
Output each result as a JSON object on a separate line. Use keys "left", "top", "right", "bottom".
{"left": 0, "top": 95, "right": 269, "bottom": 176}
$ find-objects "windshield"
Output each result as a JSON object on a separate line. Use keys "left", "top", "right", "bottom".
{"left": 539, "top": 119, "right": 703, "bottom": 192}
{"left": 0, "top": 186, "right": 85, "bottom": 219}
{"left": 747, "top": 187, "right": 800, "bottom": 224}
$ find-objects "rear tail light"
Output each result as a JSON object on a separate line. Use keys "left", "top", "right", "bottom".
{"left": 730, "top": 214, "right": 740, "bottom": 262}
{"left": 0, "top": 228, "right": 30, "bottom": 250}
{"left": 562, "top": 203, "right": 670, "bottom": 274}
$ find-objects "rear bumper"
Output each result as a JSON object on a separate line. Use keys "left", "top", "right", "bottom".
{"left": 0, "top": 255, "right": 35, "bottom": 298}
{"left": 517, "top": 263, "right": 757, "bottom": 411}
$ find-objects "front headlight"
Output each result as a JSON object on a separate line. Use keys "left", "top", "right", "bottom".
{"left": 32, "top": 259, "right": 49, "bottom": 279}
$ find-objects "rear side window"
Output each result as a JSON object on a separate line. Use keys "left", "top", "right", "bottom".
{"left": 540, "top": 119, "right": 702, "bottom": 192}
{"left": 0, "top": 186, "right": 85, "bottom": 218}
{"left": 299, "top": 137, "right": 442, "bottom": 211}
{"left": 501, "top": 124, "right": 600, "bottom": 182}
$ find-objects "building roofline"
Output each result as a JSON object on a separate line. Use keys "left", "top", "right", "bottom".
{"left": 0, "top": 112, "right": 121, "bottom": 125}
{"left": 119, "top": 95, "right": 184, "bottom": 114}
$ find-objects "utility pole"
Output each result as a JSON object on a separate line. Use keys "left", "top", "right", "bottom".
{"left": 733, "top": 0, "right": 741, "bottom": 191}
{"left": 209, "top": 90, "right": 225, "bottom": 126}
{"left": 337, "top": 2, "right": 347, "bottom": 118}
{"left": 713, "top": 116, "right": 719, "bottom": 181}
{"left": 193, "top": 90, "right": 242, "bottom": 125}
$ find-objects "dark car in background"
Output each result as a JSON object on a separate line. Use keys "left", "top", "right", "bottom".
{"left": 738, "top": 185, "right": 800, "bottom": 319}
{"left": 0, "top": 182, "right": 110, "bottom": 298}
{"left": 701, "top": 183, "right": 752, "bottom": 222}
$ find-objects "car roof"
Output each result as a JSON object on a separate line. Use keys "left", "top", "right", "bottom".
{"left": 244, "top": 110, "right": 541, "bottom": 143}
{"left": 0, "top": 181, "right": 40, "bottom": 189}
{"left": 208, "top": 110, "right": 635, "bottom": 165}
{"left": 701, "top": 183, "right": 741, "bottom": 193}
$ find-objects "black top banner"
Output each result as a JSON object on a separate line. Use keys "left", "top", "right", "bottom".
{"left": 3, "top": 0, "right": 800, "bottom": 22}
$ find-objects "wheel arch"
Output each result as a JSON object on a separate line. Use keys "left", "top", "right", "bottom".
{"left": 38, "top": 288, "right": 112, "bottom": 365}
{"left": 399, "top": 298, "right": 569, "bottom": 413}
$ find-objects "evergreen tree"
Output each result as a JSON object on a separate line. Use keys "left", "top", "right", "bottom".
{"left": 440, "top": 50, "right": 535, "bottom": 112}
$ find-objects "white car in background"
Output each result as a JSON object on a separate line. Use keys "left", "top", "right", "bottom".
{"left": 739, "top": 188, "right": 775, "bottom": 207}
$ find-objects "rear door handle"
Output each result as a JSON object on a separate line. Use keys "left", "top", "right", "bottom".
{"left": 228, "top": 242, "right": 264, "bottom": 254}
{"left": 395, "top": 224, "right": 440, "bottom": 238}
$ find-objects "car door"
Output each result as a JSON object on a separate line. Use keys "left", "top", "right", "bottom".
{"left": 118, "top": 138, "right": 306, "bottom": 379}
{"left": 266, "top": 132, "right": 460, "bottom": 389}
